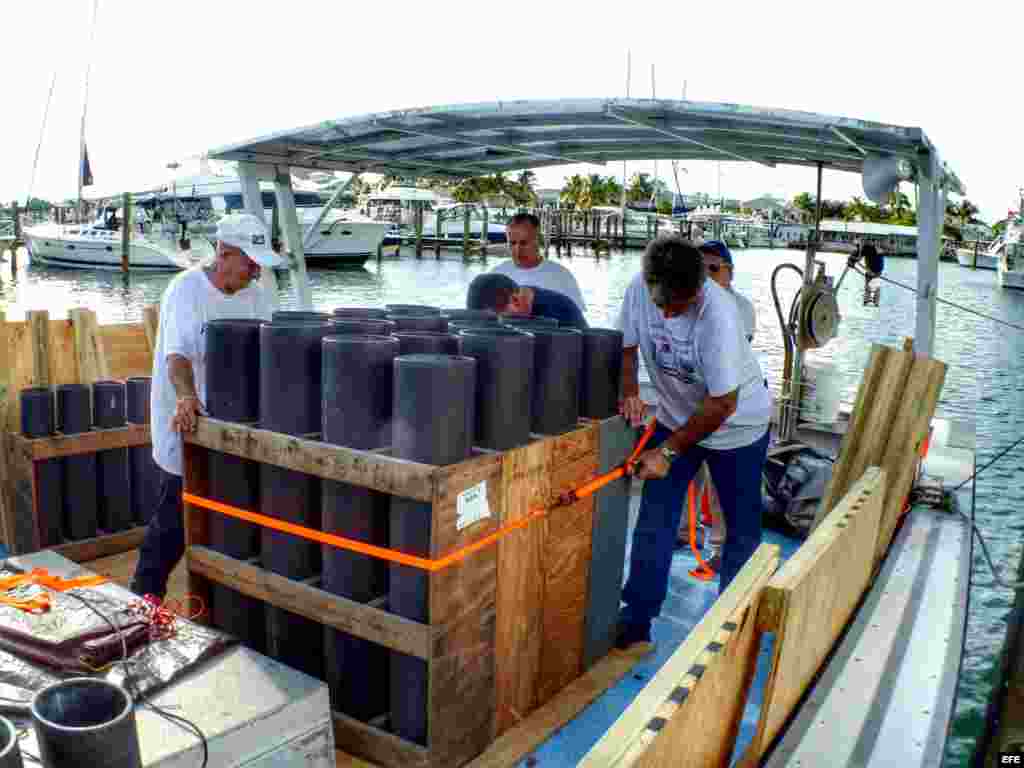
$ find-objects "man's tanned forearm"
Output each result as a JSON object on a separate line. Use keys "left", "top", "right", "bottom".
{"left": 664, "top": 390, "right": 738, "bottom": 455}
{"left": 167, "top": 354, "right": 198, "bottom": 401}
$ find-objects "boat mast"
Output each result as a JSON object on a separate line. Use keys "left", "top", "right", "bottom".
{"left": 622, "top": 50, "right": 630, "bottom": 216}
{"left": 78, "top": 0, "right": 100, "bottom": 221}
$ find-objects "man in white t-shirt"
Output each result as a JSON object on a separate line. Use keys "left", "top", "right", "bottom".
{"left": 130, "top": 213, "right": 280, "bottom": 599}
{"left": 490, "top": 212, "right": 586, "bottom": 312}
{"left": 615, "top": 235, "right": 771, "bottom": 650}
{"left": 678, "top": 240, "right": 759, "bottom": 566}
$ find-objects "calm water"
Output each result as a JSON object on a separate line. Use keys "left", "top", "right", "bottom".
{"left": 0, "top": 244, "right": 1014, "bottom": 764}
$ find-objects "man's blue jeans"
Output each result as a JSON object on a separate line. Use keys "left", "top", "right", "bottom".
{"left": 620, "top": 423, "right": 770, "bottom": 631}
{"left": 130, "top": 467, "right": 184, "bottom": 600}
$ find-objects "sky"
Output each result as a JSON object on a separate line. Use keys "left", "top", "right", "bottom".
{"left": 3, "top": 0, "right": 1021, "bottom": 223}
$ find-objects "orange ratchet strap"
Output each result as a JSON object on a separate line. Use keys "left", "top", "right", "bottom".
{"left": 185, "top": 420, "right": 661, "bottom": 573}
{"left": 0, "top": 569, "right": 109, "bottom": 613}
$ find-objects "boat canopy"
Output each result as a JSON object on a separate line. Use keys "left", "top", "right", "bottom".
{"left": 206, "top": 97, "right": 964, "bottom": 193}
{"left": 204, "top": 97, "right": 965, "bottom": 356}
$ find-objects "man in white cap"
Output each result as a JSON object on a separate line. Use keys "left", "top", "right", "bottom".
{"left": 131, "top": 213, "right": 282, "bottom": 599}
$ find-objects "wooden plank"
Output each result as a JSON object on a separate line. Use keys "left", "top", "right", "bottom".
{"left": 101, "top": 323, "right": 153, "bottom": 380}
{"left": 186, "top": 417, "right": 437, "bottom": 501}
{"left": 579, "top": 543, "right": 781, "bottom": 767}
{"left": 813, "top": 344, "right": 909, "bottom": 529}
{"left": 494, "top": 438, "right": 549, "bottom": 735}
{"left": 332, "top": 711, "right": 432, "bottom": 768}
{"left": 583, "top": 417, "right": 634, "bottom": 670}
{"left": 26, "top": 310, "right": 51, "bottom": 388}
{"left": 466, "top": 648, "right": 644, "bottom": 768}
{"left": 536, "top": 426, "right": 599, "bottom": 706}
{"left": 0, "top": 310, "right": 17, "bottom": 552}
{"left": 142, "top": 305, "right": 159, "bottom": 353}
{"left": 47, "top": 319, "right": 77, "bottom": 386}
{"left": 190, "top": 545, "right": 432, "bottom": 659}
{"left": 875, "top": 357, "right": 946, "bottom": 563}
{"left": 618, "top": 599, "right": 765, "bottom": 767}
{"left": 744, "top": 467, "right": 886, "bottom": 765}
{"left": 70, "top": 307, "right": 109, "bottom": 384}
{"left": 183, "top": 442, "right": 212, "bottom": 617}
{"left": 50, "top": 526, "right": 147, "bottom": 563}
{"left": 9, "top": 423, "right": 151, "bottom": 462}
{"left": 430, "top": 451, "right": 503, "bottom": 557}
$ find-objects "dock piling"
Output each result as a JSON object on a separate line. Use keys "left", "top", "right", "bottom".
{"left": 121, "top": 193, "right": 131, "bottom": 273}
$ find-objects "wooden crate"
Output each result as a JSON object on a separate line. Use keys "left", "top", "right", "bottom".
{"left": 183, "top": 413, "right": 630, "bottom": 768}
{"left": 7, "top": 425, "right": 152, "bottom": 557}
{"left": 0, "top": 305, "right": 159, "bottom": 555}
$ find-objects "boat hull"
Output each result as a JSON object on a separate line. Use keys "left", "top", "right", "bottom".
{"left": 23, "top": 225, "right": 194, "bottom": 271}
{"left": 956, "top": 249, "right": 998, "bottom": 270}
{"left": 998, "top": 267, "right": 1024, "bottom": 290}
{"left": 302, "top": 219, "right": 388, "bottom": 265}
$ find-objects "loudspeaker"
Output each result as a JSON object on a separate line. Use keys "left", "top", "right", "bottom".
{"left": 862, "top": 154, "right": 915, "bottom": 204}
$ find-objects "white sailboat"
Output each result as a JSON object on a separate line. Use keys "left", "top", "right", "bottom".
{"left": 998, "top": 201, "right": 1024, "bottom": 290}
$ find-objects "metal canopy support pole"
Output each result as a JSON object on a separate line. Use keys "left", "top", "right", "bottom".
{"left": 782, "top": 162, "right": 824, "bottom": 443}
{"left": 238, "top": 162, "right": 280, "bottom": 310}
{"left": 914, "top": 154, "right": 940, "bottom": 357}
{"left": 273, "top": 167, "right": 313, "bottom": 310}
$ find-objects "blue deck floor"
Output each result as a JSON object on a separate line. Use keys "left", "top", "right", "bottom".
{"left": 519, "top": 527, "right": 801, "bottom": 767}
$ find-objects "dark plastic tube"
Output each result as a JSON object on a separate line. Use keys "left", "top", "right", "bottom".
{"left": 440, "top": 308, "right": 498, "bottom": 324}
{"left": 529, "top": 328, "right": 583, "bottom": 435}
{"left": 501, "top": 315, "right": 559, "bottom": 327}
{"left": 93, "top": 381, "right": 132, "bottom": 533}
{"left": 272, "top": 310, "right": 331, "bottom": 322}
{"left": 389, "top": 354, "right": 476, "bottom": 745}
{"left": 259, "top": 321, "right": 331, "bottom": 680}
{"left": 457, "top": 327, "right": 535, "bottom": 450}
{"left": 386, "top": 314, "right": 446, "bottom": 332}
{"left": 0, "top": 716, "right": 23, "bottom": 768}
{"left": 385, "top": 304, "right": 441, "bottom": 315}
{"left": 205, "top": 320, "right": 266, "bottom": 654}
{"left": 321, "top": 334, "right": 399, "bottom": 719}
{"left": 328, "top": 318, "right": 398, "bottom": 336}
{"left": 332, "top": 307, "right": 389, "bottom": 319}
{"left": 125, "top": 377, "right": 159, "bottom": 525}
{"left": 31, "top": 678, "right": 141, "bottom": 768}
{"left": 56, "top": 384, "right": 97, "bottom": 541}
{"left": 19, "top": 387, "right": 62, "bottom": 547}
{"left": 580, "top": 329, "right": 624, "bottom": 419}
{"left": 393, "top": 331, "right": 459, "bottom": 356}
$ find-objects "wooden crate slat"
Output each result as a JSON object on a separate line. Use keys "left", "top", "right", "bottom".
{"left": 332, "top": 711, "right": 432, "bottom": 768}
{"left": 183, "top": 441, "right": 212, "bottom": 613}
{"left": 190, "top": 545, "right": 433, "bottom": 660}
{"left": 744, "top": 467, "right": 886, "bottom": 765}
{"left": 26, "top": 311, "right": 51, "bottom": 389}
{"left": 10, "top": 424, "right": 151, "bottom": 462}
{"left": 536, "top": 427, "right": 599, "bottom": 707}
{"left": 70, "top": 307, "right": 110, "bottom": 384}
{"left": 187, "top": 418, "right": 437, "bottom": 502}
{"left": 494, "top": 438, "right": 549, "bottom": 735}
{"left": 0, "top": 310, "right": 16, "bottom": 550}
{"left": 579, "top": 544, "right": 781, "bottom": 767}
{"left": 50, "top": 526, "right": 147, "bottom": 563}
{"left": 430, "top": 452, "right": 504, "bottom": 558}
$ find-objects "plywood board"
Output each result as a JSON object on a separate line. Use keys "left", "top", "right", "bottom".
{"left": 494, "top": 438, "right": 549, "bottom": 735}
{"left": 618, "top": 599, "right": 764, "bottom": 768}
{"left": 813, "top": 344, "right": 911, "bottom": 529}
{"left": 745, "top": 467, "right": 886, "bottom": 764}
{"left": 101, "top": 322, "right": 153, "bottom": 380}
{"left": 875, "top": 357, "right": 946, "bottom": 563}
{"left": 579, "top": 543, "right": 781, "bottom": 767}
{"left": 536, "top": 427, "right": 599, "bottom": 706}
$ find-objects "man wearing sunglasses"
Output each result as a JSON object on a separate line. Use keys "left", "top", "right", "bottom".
{"left": 615, "top": 235, "right": 770, "bottom": 651}
{"left": 676, "top": 240, "right": 759, "bottom": 566}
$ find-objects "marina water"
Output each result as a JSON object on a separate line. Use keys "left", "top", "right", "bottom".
{"left": 0, "top": 245, "right": 1007, "bottom": 765}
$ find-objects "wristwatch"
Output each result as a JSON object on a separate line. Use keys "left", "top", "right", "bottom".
{"left": 661, "top": 445, "right": 679, "bottom": 463}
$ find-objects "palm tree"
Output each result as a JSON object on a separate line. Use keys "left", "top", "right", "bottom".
{"left": 626, "top": 173, "right": 655, "bottom": 204}
{"left": 560, "top": 175, "right": 588, "bottom": 209}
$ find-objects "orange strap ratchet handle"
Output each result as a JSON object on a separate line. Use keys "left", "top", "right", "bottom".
{"left": 558, "top": 419, "right": 658, "bottom": 506}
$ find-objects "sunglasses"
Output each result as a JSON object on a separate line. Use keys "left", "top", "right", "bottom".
{"left": 705, "top": 263, "right": 731, "bottom": 273}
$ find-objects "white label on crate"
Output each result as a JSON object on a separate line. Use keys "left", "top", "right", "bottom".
{"left": 456, "top": 481, "right": 491, "bottom": 531}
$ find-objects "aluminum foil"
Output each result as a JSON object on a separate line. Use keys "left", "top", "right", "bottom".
{"left": 0, "top": 568, "right": 236, "bottom": 719}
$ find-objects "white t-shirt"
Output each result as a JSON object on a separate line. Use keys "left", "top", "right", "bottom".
{"left": 730, "top": 288, "right": 757, "bottom": 341}
{"left": 490, "top": 259, "right": 586, "bottom": 312}
{"left": 617, "top": 274, "right": 771, "bottom": 450}
{"left": 151, "top": 267, "right": 274, "bottom": 476}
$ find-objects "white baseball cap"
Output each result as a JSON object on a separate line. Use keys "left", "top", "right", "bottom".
{"left": 216, "top": 213, "right": 283, "bottom": 268}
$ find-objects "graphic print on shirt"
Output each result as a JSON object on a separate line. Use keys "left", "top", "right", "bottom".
{"left": 650, "top": 323, "right": 703, "bottom": 387}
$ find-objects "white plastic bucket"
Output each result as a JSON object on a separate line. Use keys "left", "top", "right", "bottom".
{"left": 801, "top": 361, "right": 842, "bottom": 424}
